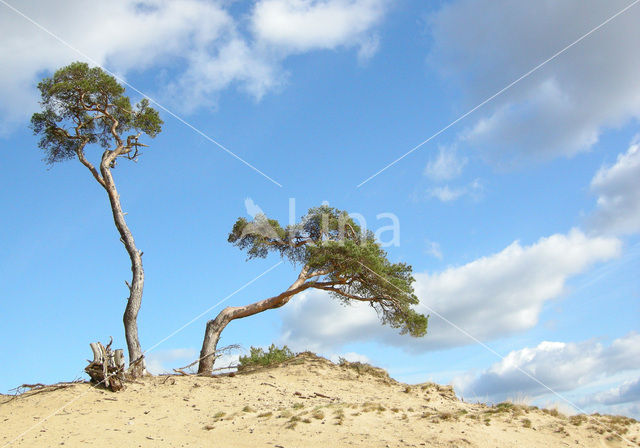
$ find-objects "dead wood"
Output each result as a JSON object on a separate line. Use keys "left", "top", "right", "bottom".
{"left": 84, "top": 340, "right": 126, "bottom": 392}
{"left": 3, "top": 381, "right": 83, "bottom": 403}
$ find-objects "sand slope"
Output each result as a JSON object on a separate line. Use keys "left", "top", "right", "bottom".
{"left": 1, "top": 353, "right": 639, "bottom": 447}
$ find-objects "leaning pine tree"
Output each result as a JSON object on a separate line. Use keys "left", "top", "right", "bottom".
{"left": 198, "top": 206, "right": 428, "bottom": 374}
{"left": 31, "top": 62, "right": 163, "bottom": 377}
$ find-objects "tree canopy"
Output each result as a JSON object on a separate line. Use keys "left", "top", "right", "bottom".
{"left": 31, "top": 61, "right": 162, "bottom": 166}
{"left": 228, "top": 205, "right": 428, "bottom": 337}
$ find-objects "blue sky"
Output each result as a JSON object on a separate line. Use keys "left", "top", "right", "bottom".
{"left": 1, "top": 0, "right": 639, "bottom": 418}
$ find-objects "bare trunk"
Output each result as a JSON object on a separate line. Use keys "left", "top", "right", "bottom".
{"left": 198, "top": 311, "right": 231, "bottom": 374}
{"left": 100, "top": 160, "right": 146, "bottom": 377}
{"left": 197, "top": 265, "right": 311, "bottom": 374}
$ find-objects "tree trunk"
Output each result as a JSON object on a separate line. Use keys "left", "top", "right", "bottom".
{"left": 197, "top": 265, "right": 311, "bottom": 374}
{"left": 100, "top": 160, "right": 146, "bottom": 377}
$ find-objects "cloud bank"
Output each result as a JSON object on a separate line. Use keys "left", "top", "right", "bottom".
{"left": 428, "top": 0, "right": 640, "bottom": 164}
{"left": 0, "top": 0, "right": 388, "bottom": 132}
{"left": 280, "top": 229, "right": 620, "bottom": 353}
{"left": 454, "top": 332, "right": 640, "bottom": 403}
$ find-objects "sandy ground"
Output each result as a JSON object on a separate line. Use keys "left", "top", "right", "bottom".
{"left": 1, "top": 353, "right": 639, "bottom": 447}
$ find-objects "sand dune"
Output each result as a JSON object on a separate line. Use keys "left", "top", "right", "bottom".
{"left": 1, "top": 353, "right": 638, "bottom": 447}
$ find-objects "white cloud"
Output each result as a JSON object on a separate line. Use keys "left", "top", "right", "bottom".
{"left": 0, "top": 0, "right": 239, "bottom": 130}
{"left": 454, "top": 333, "right": 640, "bottom": 402}
{"left": 428, "top": 0, "right": 640, "bottom": 163}
{"left": 428, "top": 185, "right": 464, "bottom": 202}
{"left": 589, "top": 138, "right": 640, "bottom": 235}
{"left": 279, "top": 229, "right": 621, "bottom": 353}
{"left": 427, "top": 179, "right": 482, "bottom": 202}
{"left": 585, "top": 377, "right": 640, "bottom": 406}
{"left": 424, "top": 146, "right": 467, "bottom": 181}
{"left": 145, "top": 348, "right": 198, "bottom": 375}
{"left": 0, "top": 0, "right": 388, "bottom": 131}
{"left": 251, "top": 0, "right": 386, "bottom": 55}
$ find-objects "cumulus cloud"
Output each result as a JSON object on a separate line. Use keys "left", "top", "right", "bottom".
{"left": 454, "top": 333, "right": 640, "bottom": 402}
{"left": 0, "top": 0, "right": 238, "bottom": 130}
{"left": 589, "top": 138, "right": 640, "bottom": 235}
{"left": 251, "top": 0, "right": 386, "bottom": 55}
{"left": 0, "top": 0, "right": 388, "bottom": 131}
{"left": 279, "top": 229, "right": 620, "bottom": 353}
{"left": 428, "top": 0, "right": 640, "bottom": 164}
{"left": 585, "top": 377, "right": 640, "bottom": 406}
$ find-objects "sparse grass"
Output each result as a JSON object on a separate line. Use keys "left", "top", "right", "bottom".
{"left": 279, "top": 410, "right": 293, "bottom": 418}
{"left": 292, "top": 403, "right": 304, "bottom": 410}
{"left": 242, "top": 405, "right": 255, "bottom": 413}
{"left": 542, "top": 407, "right": 564, "bottom": 418}
{"left": 311, "top": 409, "right": 325, "bottom": 420}
{"left": 506, "top": 393, "right": 532, "bottom": 407}
{"left": 257, "top": 411, "right": 273, "bottom": 418}
{"left": 569, "top": 415, "right": 587, "bottom": 426}
{"left": 522, "top": 418, "right": 532, "bottom": 429}
{"left": 333, "top": 408, "right": 345, "bottom": 425}
{"left": 338, "top": 358, "right": 390, "bottom": 380}
{"left": 404, "top": 386, "right": 412, "bottom": 393}
{"left": 285, "top": 415, "right": 301, "bottom": 429}
{"left": 238, "top": 344, "right": 295, "bottom": 370}
{"left": 362, "top": 402, "right": 386, "bottom": 413}
{"left": 596, "top": 415, "right": 635, "bottom": 436}
{"left": 438, "top": 412, "right": 454, "bottom": 421}
{"left": 391, "top": 407, "right": 400, "bottom": 413}
{"left": 603, "top": 415, "right": 636, "bottom": 426}
{"left": 212, "top": 411, "right": 226, "bottom": 419}
{"left": 496, "top": 402, "right": 515, "bottom": 411}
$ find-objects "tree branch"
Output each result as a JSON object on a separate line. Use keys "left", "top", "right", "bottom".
{"left": 75, "top": 144, "right": 106, "bottom": 188}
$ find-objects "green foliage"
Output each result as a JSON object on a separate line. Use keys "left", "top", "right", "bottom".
{"left": 228, "top": 205, "right": 429, "bottom": 337}
{"left": 31, "top": 61, "right": 162, "bottom": 164}
{"left": 238, "top": 344, "right": 295, "bottom": 369}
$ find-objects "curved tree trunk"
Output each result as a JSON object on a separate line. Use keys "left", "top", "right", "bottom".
{"left": 100, "top": 160, "right": 146, "bottom": 378}
{"left": 198, "top": 265, "right": 311, "bottom": 374}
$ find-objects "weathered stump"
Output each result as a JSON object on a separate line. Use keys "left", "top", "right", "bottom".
{"left": 85, "top": 338, "right": 126, "bottom": 392}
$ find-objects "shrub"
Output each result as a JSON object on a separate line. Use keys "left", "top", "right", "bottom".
{"left": 338, "top": 358, "right": 390, "bottom": 380}
{"left": 238, "top": 344, "right": 295, "bottom": 369}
